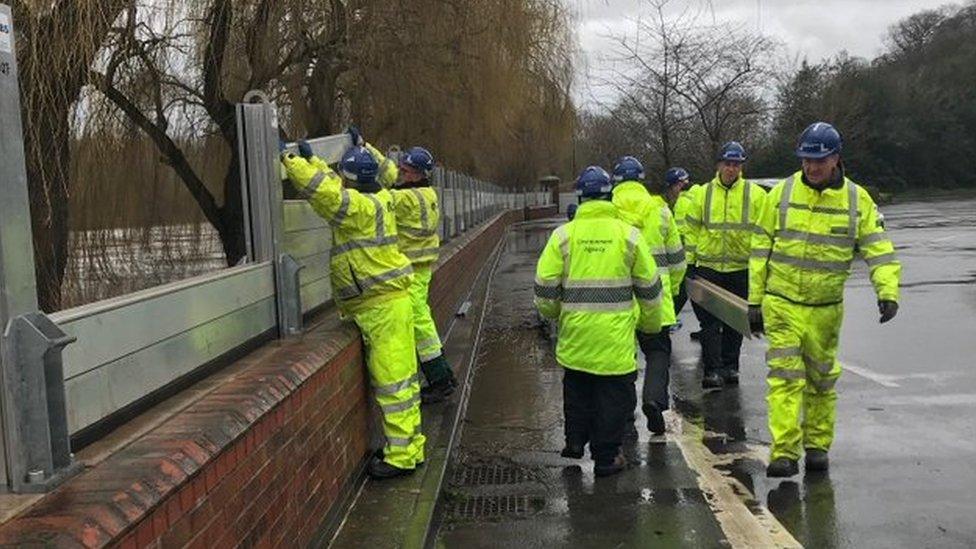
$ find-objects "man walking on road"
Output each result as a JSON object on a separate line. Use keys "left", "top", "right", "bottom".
{"left": 749, "top": 122, "right": 901, "bottom": 477}
{"left": 535, "top": 166, "right": 664, "bottom": 477}
{"left": 368, "top": 141, "right": 458, "bottom": 403}
{"left": 685, "top": 142, "right": 766, "bottom": 389}
{"left": 665, "top": 167, "right": 695, "bottom": 319}
{"left": 611, "top": 156, "right": 686, "bottom": 435}
{"left": 281, "top": 133, "right": 424, "bottom": 480}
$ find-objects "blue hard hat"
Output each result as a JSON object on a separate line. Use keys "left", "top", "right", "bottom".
{"left": 567, "top": 203, "right": 578, "bottom": 220}
{"left": 718, "top": 141, "right": 747, "bottom": 162}
{"left": 400, "top": 146, "right": 435, "bottom": 176}
{"left": 339, "top": 146, "right": 379, "bottom": 183}
{"left": 575, "top": 166, "right": 613, "bottom": 198}
{"left": 796, "top": 122, "right": 843, "bottom": 159}
{"left": 665, "top": 167, "right": 690, "bottom": 186}
{"left": 612, "top": 156, "right": 645, "bottom": 183}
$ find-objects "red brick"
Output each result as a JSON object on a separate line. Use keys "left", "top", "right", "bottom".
{"left": 204, "top": 466, "right": 219, "bottom": 493}
{"left": 191, "top": 474, "right": 206, "bottom": 502}
{"left": 119, "top": 531, "right": 139, "bottom": 549}
{"left": 179, "top": 485, "right": 195, "bottom": 514}
{"left": 135, "top": 518, "right": 156, "bottom": 547}
{"left": 150, "top": 505, "right": 169, "bottom": 538}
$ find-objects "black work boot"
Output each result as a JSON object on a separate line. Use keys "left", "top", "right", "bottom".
{"left": 622, "top": 421, "right": 639, "bottom": 443}
{"left": 594, "top": 454, "right": 627, "bottom": 477}
{"left": 421, "top": 375, "right": 456, "bottom": 404}
{"left": 644, "top": 403, "right": 666, "bottom": 435}
{"left": 724, "top": 370, "right": 740, "bottom": 386}
{"left": 368, "top": 457, "right": 415, "bottom": 480}
{"left": 560, "top": 441, "right": 585, "bottom": 459}
{"left": 702, "top": 372, "right": 724, "bottom": 390}
{"left": 805, "top": 449, "right": 829, "bottom": 471}
{"left": 766, "top": 458, "right": 799, "bottom": 478}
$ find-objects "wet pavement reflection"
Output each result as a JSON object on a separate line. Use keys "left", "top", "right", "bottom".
{"left": 435, "top": 221, "right": 727, "bottom": 548}
{"left": 435, "top": 196, "right": 976, "bottom": 548}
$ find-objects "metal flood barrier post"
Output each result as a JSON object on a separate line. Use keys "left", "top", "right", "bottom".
{"left": 236, "top": 92, "right": 303, "bottom": 337}
{"left": 0, "top": 4, "right": 80, "bottom": 492}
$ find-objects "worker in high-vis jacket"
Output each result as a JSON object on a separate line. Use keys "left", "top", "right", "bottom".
{"left": 611, "top": 156, "right": 685, "bottom": 435}
{"left": 664, "top": 167, "right": 694, "bottom": 319}
{"left": 535, "top": 166, "right": 664, "bottom": 478}
{"left": 684, "top": 142, "right": 766, "bottom": 389}
{"left": 280, "top": 130, "right": 423, "bottom": 480}
{"left": 367, "top": 143, "right": 458, "bottom": 404}
{"left": 750, "top": 122, "right": 900, "bottom": 478}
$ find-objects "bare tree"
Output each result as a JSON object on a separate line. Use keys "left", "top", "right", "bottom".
{"left": 12, "top": 0, "right": 129, "bottom": 311}
{"left": 598, "top": 0, "right": 778, "bottom": 175}
{"left": 90, "top": 0, "right": 349, "bottom": 266}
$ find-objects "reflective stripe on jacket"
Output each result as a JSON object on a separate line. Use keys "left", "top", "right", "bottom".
{"left": 392, "top": 187, "right": 440, "bottom": 265}
{"left": 534, "top": 200, "right": 663, "bottom": 375}
{"left": 281, "top": 153, "right": 413, "bottom": 314}
{"left": 673, "top": 186, "right": 700, "bottom": 259}
{"left": 368, "top": 143, "right": 441, "bottom": 265}
{"left": 749, "top": 171, "right": 900, "bottom": 306}
{"left": 685, "top": 175, "right": 766, "bottom": 272}
{"left": 612, "top": 181, "right": 686, "bottom": 326}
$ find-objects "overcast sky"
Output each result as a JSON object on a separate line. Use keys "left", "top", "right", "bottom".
{"left": 568, "top": 0, "right": 947, "bottom": 109}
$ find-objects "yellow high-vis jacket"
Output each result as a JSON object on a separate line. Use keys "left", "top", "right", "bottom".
{"left": 534, "top": 200, "right": 664, "bottom": 375}
{"left": 749, "top": 171, "right": 900, "bottom": 306}
{"left": 685, "top": 174, "right": 766, "bottom": 272}
{"left": 368, "top": 143, "right": 441, "bottom": 266}
{"left": 612, "top": 181, "right": 686, "bottom": 326}
{"left": 281, "top": 152, "right": 413, "bottom": 314}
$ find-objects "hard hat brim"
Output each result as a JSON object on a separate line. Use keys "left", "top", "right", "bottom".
{"left": 795, "top": 150, "right": 839, "bottom": 159}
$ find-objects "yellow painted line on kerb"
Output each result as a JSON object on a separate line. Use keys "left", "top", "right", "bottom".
{"left": 667, "top": 412, "right": 803, "bottom": 549}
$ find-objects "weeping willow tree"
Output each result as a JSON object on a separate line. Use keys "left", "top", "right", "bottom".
{"left": 341, "top": 0, "right": 577, "bottom": 187}
{"left": 12, "top": 1, "right": 129, "bottom": 311}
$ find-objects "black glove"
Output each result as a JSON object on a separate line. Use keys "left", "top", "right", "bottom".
{"left": 878, "top": 300, "right": 898, "bottom": 324}
{"left": 347, "top": 125, "right": 364, "bottom": 147}
{"left": 748, "top": 305, "right": 764, "bottom": 335}
{"left": 297, "top": 139, "right": 314, "bottom": 159}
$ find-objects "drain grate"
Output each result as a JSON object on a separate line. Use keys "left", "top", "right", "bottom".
{"left": 452, "top": 463, "right": 531, "bottom": 486}
{"left": 446, "top": 495, "right": 547, "bottom": 520}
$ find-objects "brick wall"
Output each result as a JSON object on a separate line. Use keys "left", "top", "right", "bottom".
{"left": 0, "top": 208, "right": 529, "bottom": 548}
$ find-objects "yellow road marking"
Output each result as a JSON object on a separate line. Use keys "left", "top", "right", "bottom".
{"left": 667, "top": 412, "right": 803, "bottom": 549}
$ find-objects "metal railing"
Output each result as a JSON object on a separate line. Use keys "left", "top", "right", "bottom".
{"left": 0, "top": 45, "right": 554, "bottom": 492}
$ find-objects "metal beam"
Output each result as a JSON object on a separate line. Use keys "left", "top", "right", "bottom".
{"left": 686, "top": 277, "right": 752, "bottom": 339}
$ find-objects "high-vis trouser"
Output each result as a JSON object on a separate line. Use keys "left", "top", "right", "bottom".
{"left": 763, "top": 294, "right": 843, "bottom": 461}
{"left": 409, "top": 264, "right": 452, "bottom": 383}
{"left": 353, "top": 296, "right": 426, "bottom": 469}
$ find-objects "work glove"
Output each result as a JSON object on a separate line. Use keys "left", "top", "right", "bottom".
{"left": 297, "top": 139, "right": 314, "bottom": 160}
{"left": 878, "top": 300, "right": 899, "bottom": 324}
{"left": 347, "top": 125, "right": 364, "bottom": 147}
{"left": 748, "top": 305, "right": 764, "bottom": 336}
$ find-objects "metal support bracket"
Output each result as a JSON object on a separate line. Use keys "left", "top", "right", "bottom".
{"left": 277, "top": 254, "right": 304, "bottom": 336}
{"left": 1, "top": 312, "right": 81, "bottom": 493}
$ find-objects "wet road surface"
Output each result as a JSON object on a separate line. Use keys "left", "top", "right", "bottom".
{"left": 434, "top": 222, "right": 728, "bottom": 548}
{"left": 668, "top": 197, "right": 976, "bottom": 549}
{"left": 432, "top": 197, "right": 976, "bottom": 548}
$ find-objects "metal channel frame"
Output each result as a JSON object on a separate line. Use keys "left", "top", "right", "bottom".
{"left": 0, "top": 4, "right": 80, "bottom": 493}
